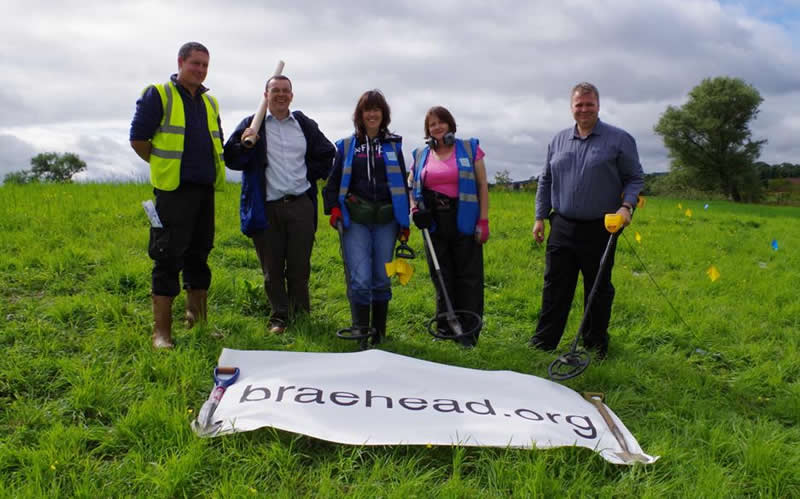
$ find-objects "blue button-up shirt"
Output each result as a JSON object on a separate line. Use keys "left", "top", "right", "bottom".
{"left": 535, "top": 119, "right": 644, "bottom": 221}
{"left": 264, "top": 111, "right": 310, "bottom": 201}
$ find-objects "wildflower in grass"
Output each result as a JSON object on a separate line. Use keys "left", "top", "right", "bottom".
{"left": 635, "top": 232, "right": 642, "bottom": 243}
{"left": 678, "top": 203, "right": 683, "bottom": 210}
{"left": 706, "top": 265, "right": 720, "bottom": 282}
{"left": 685, "top": 209, "right": 692, "bottom": 218}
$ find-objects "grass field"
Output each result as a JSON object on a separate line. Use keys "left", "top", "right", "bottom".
{"left": 1, "top": 183, "right": 798, "bottom": 497}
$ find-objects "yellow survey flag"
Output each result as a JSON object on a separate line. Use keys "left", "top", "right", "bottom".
{"left": 685, "top": 208, "right": 692, "bottom": 218}
{"left": 706, "top": 265, "right": 720, "bottom": 282}
{"left": 635, "top": 231, "right": 642, "bottom": 243}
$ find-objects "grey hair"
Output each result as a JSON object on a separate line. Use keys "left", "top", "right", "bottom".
{"left": 571, "top": 82, "right": 599, "bottom": 101}
{"left": 178, "top": 42, "right": 209, "bottom": 60}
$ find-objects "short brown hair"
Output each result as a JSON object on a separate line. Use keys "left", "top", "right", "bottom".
{"left": 353, "top": 89, "right": 391, "bottom": 137}
{"left": 178, "top": 42, "right": 209, "bottom": 60}
{"left": 266, "top": 75, "right": 292, "bottom": 91}
{"left": 423, "top": 106, "right": 457, "bottom": 139}
{"left": 571, "top": 82, "right": 599, "bottom": 101}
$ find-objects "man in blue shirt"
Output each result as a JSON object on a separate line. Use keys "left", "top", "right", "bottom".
{"left": 130, "top": 41, "right": 225, "bottom": 349}
{"left": 529, "top": 82, "right": 644, "bottom": 359}
{"left": 224, "top": 76, "right": 334, "bottom": 334}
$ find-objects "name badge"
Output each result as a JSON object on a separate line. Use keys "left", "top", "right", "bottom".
{"left": 459, "top": 158, "right": 471, "bottom": 167}
{"left": 386, "top": 151, "right": 397, "bottom": 162}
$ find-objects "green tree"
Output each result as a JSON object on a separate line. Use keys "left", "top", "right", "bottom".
{"left": 654, "top": 77, "right": 765, "bottom": 202}
{"left": 29, "top": 152, "right": 87, "bottom": 182}
{"left": 494, "top": 169, "right": 512, "bottom": 186}
{"left": 3, "top": 170, "right": 35, "bottom": 184}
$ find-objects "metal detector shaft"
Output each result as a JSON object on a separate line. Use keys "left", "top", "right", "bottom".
{"left": 569, "top": 230, "right": 621, "bottom": 351}
{"left": 421, "top": 228, "right": 463, "bottom": 336}
{"left": 336, "top": 221, "right": 351, "bottom": 290}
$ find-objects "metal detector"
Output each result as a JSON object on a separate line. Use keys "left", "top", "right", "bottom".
{"left": 421, "top": 228, "right": 482, "bottom": 343}
{"left": 548, "top": 214, "right": 623, "bottom": 381}
{"left": 333, "top": 220, "right": 376, "bottom": 350}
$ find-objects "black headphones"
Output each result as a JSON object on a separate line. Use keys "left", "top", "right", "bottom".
{"left": 425, "top": 132, "right": 455, "bottom": 149}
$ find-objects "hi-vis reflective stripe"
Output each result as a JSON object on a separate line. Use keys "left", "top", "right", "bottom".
{"left": 159, "top": 125, "right": 184, "bottom": 134}
{"left": 151, "top": 147, "right": 183, "bottom": 159}
{"left": 459, "top": 193, "right": 478, "bottom": 202}
{"left": 459, "top": 170, "right": 473, "bottom": 179}
{"left": 390, "top": 187, "right": 406, "bottom": 195}
{"left": 387, "top": 165, "right": 402, "bottom": 174}
{"left": 339, "top": 165, "right": 352, "bottom": 197}
{"left": 205, "top": 94, "right": 218, "bottom": 115}
{"left": 157, "top": 83, "right": 185, "bottom": 135}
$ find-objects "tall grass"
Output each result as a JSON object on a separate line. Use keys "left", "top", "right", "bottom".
{"left": 1, "top": 183, "right": 798, "bottom": 496}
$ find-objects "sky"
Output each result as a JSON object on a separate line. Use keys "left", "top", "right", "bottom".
{"left": 1, "top": 0, "right": 799, "bottom": 183}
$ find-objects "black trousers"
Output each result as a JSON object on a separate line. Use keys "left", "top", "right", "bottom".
{"left": 424, "top": 206, "right": 484, "bottom": 344}
{"left": 149, "top": 183, "right": 215, "bottom": 297}
{"left": 251, "top": 195, "right": 315, "bottom": 323}
{"left": 534, "top": 213, "right": 616, "bottom": 348}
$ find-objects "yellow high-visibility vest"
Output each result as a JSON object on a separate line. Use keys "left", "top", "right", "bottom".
{"left": 148, "top": 81, "right": 225, "bottom": 191}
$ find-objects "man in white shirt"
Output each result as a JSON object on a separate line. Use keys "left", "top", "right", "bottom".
{"left": 224, "top": 76, "right": 335, "bottom": 334}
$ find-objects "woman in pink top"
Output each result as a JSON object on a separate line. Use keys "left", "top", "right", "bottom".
{"left": 409, "top": 106, "right": 490, "bottom": 347}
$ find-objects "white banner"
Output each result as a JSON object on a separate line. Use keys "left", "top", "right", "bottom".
{"left": 197, "top": 349, "right": 658, "bottom": 465}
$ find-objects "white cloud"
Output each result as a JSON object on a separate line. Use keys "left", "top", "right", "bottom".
{"left": 0, "top": 0, "right": 798, "bottom": 183}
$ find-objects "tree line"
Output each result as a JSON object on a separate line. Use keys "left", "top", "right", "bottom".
{"left": 5, "top": 77, "right": 794, "bottom": 203}
{"left": 4, "top": 152, "right": 86, "bottom": 184}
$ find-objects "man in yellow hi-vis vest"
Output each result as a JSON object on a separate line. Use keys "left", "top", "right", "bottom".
{"left": 130, "top": 41, "right": 225, "bottom": 349}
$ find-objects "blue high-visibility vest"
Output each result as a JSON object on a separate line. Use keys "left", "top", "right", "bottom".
{"left": 412, "top": 138, "right": 480, "bottom": 235}
{"left": 335, "top": 134, "right": 410, "bottom": 228}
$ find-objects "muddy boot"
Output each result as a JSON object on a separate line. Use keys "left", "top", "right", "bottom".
{"left": 152, "top": 295, "right": 174, "bottom": 349}
{"left": 185, "top": 289, "right": 208, "bottom": 329}
{"left": 371, "top": 301, "right": 388, "bottom": 345}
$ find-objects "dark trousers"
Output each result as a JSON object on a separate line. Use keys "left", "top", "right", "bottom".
{"left": 251, "top": 195, "right": 315, "bottom": 323}
{"left": 534, "top": 214, "right": 616, "bottom": 348}
{"left": 149, "top": 183, "right": 215, "bottom": 297}
{"left": 424, "top": 207, "right": 484, "bottom": 343}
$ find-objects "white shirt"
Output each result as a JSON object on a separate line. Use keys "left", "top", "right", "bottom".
{"left": 264, "top": 111, "right": 310, "bottom": 201}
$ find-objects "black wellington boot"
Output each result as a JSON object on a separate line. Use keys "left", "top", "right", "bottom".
{"left": 350, "top": 301, "right": 371, "bottom": 335}
{"left": 370, "top": 301, "right": 389, "bottom": 345}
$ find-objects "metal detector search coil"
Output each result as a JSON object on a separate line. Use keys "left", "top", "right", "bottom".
{"left": 421, "top": 228, "right": 483, "bottom": 343}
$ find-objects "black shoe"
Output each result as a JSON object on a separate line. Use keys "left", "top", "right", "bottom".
{"left": 458, "top": 335, "right": 477, "bottom": 348}
{"left": 584, "top": 335, "right": 609, "bottom": 360}
{"left": 528, "top": 335, "right": 556, "bottom": 351}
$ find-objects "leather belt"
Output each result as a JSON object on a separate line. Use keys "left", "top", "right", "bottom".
{"left": 267, "top": 194, "right": 303, "bottom": 203}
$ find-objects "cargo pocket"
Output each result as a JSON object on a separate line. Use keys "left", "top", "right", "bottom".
{"left": 148, "top": 227, "right": 171, "bottom": 260}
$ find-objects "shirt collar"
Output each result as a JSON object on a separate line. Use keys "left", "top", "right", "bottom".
{"left": 266, "top": 110, "right": 295, "bottom": 122}
{"left": 170, "top": 73, "right": 208, "bottom": 95}
{"left": 571, "top": 119, "right": 604, "bottom": 140}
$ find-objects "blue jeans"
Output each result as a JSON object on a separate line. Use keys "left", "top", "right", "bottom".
{"left": 342, "top": 221, "right": 398, "bottom": 305}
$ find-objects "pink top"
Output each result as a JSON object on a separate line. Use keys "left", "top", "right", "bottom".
{"left": 421, "top": 146, "right": 485, "bottom": 198}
